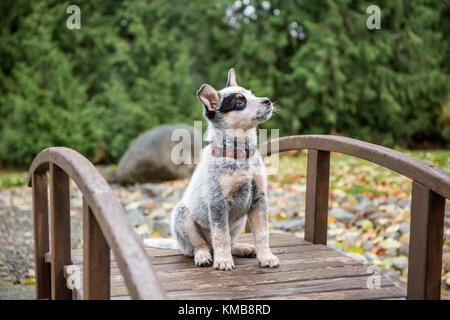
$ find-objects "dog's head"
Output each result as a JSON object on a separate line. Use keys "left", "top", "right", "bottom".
{"left": 197, "top": 69, "right": 273, "bottom": 130}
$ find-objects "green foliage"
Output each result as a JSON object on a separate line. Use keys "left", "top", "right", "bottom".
{"left": 0, "top": 171, "right": 27, "bottom": 188}
{"left": 0, "top": 0, "right": 448, "bottom": 167}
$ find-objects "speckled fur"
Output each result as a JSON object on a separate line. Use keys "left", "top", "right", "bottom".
{"left": 171, "top": 69, "right": 279, "bottom": 270}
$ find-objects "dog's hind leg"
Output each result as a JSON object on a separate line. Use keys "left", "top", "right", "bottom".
{"left": 186, "top": 215, "right": 213, "bottom": 267}
{"left": 230, "top": 216, "right": 256, "bottom": 257}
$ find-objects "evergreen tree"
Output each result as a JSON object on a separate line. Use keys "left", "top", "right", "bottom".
{"left": 0, "top": 0, "right": 448, "bottom": 167}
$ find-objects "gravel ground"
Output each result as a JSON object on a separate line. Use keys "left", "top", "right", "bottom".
{"left": 1, "top": 177, "right": 449, "bottom": 299}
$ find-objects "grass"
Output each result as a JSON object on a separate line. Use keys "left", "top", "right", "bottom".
{"left": 267, "top": 149, "right": 450, "bottom": 198}
{"left": 0, "top": 171, "right": 28, "bottom": 188}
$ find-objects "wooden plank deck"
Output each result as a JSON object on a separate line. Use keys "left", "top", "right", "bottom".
{"left": 61, "top": 233, "right": 406, "bottom": 300}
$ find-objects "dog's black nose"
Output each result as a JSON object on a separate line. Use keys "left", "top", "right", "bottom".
{"left": 262, "top": 98, "right": 271, "bottom": 106}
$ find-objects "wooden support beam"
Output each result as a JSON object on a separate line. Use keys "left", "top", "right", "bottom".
{"left": 50, "top": 164, "right": 72, "bottom": 300}
{"left": 32, "top": 172, "right": 51, "bottom": 299}
{"left": 83, "top": 198, "right": 110, "bottom": 300}
{"left": 305, "top": 150, "right": 330, "bottom": 245}
{"left": 407, "top": 181, "right": 445, "bottom": 300}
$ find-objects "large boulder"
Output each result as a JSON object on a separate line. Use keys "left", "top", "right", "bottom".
{"left": 117, "top": 124, "right": 201, "bottom": 184}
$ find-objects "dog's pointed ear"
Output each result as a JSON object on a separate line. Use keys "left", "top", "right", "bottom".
{"left": 197, "top": 84, "right": 219, "bottom": 113}
{"left": 226, "top": 68, "right": 238, "bottom": 87}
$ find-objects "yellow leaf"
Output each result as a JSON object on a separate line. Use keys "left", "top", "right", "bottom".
{"left": 348, "top": 247, "right": 364, "bottom": 254}
{"left": 136, "top": 224, "right": 150, "bottom": 235}
{"left": 152, "top": 230, "right": 161, "bottom": 237}
{"left": 361, "top": 219, "right": 374, "bottom": 231}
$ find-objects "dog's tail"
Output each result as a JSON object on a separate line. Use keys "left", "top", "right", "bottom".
{"left": 143, "top": 238, "right": 179, "bottom": 250}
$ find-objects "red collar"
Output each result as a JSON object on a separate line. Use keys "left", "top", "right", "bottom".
{"left": 211, "top": 143, "right": 256, "bottom": 159}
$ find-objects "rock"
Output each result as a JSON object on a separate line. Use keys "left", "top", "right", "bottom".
{"left": 141, "top": 185, "right": 162, "bottom": 198}
{"left": 344, "top": 252, "right": 367, "bottom": 264}
{"left": 117, "top": 124, "right": 202, "bottom": 184}
{"left": 374, "top": 217, "right": 389, "bottom": 228}
{"left": 383, "top": 231, "right": 400, "bottom": 240}
{"left": 152, "top": 218, "right": 171, "bottom": 236}
{"left": 399, "top": 232, "right": 410, "bottom": 246}
{"left": 379, "top": 238, "right": 401, "bottom": 250}
{"left": 355, "top": 219, "right": 374, "bottom": 231}
{"left": 392, "top": 257, "right": 408, "bottom": 270}
{"left": 151, "top": 208, "right": 168, "bottom": 219}
{"left": 366, "top": 210, "right": 389, "bottom": 220}
{"left": 362, "top": 240, "right": 373, "bottom": 252}
{"left": 0, "top": 283, "right": 36, "bottom": 300}
{"left": 398, "top": 198, "right": 411, "bottom": 209}
{"left": 398, "top": 245, "right": 409, "bottom": 257}
{"left": 385, "top": 224, "right": 400, "bottom": 233}
{"left": 399, "top": 222, "right": 410, "bottom": 234}
{"left": 127, "top": 209, "right": 145, "bottom": 226}
{"left": 327, "top": 240, "right": 344, "bottom": 252}
{"left": 384, "top": 271, "right": 407, "bottom": 291}
{"left": 269, "top": 207, "right": 279, "bottom": 215}
{"left": 385, "top": 248, "right": 398, "bottom": 257}
{"left": 373, "top": 198, "right": 387, "bottom": 206}
{"left": 355, "top": 194, "right": 369, "bottom": 202}
{"left": 329, "top": 208, "right": 354, "bottom": 222}
{"left": 273, "top": 218, "right": 305, "bottom": 231}
{"left": 288, "top": 194, "right": 305, "bottom": 202}
{"left": 344, "top": 232, "right": 361, "bottom": 247}
{"left": 96, "top": 165, "right": 117, "bottom": 183}
{"left": 383, "top": 224, "right": 400, "bottom": 239}
{"left": 352, "top": 196, "right": 372, "bottom": 212}
{"left": 387, "top": 196, "right": 398, "bottom": 204}
{"left": 443, "top": 253, "right": 450, "bottom": 272}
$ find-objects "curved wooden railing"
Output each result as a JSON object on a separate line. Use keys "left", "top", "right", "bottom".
{"left": 28, "top": 147, "right": 166, "bottom": 300}
{"left": 259, "top": 135, "right": 450, "bottom": 300}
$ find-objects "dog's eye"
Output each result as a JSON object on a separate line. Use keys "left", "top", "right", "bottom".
{"left": 235, "top": 98, "right": 245, "bottom": 108}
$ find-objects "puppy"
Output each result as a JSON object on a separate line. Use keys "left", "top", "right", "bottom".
{"left": 145, "top": 69, "right": 279, "bottom": 270}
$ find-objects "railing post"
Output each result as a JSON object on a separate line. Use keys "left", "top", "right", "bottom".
{"left": 305, "top": 149, "right": 330, "bottom": 245}
{"left": 32, "top": 172, "right": 51, "bottom": 299}
{"left": 83, "top": 197, "right": 110, "bottom": 300}
{"left": 49, "top": 164, "right": 72, "bottom": 300}
{"left": 407, "top": 181, "right": 445, "bottom": 300}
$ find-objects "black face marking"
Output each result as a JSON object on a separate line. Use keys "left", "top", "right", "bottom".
{"left": 219, "top": 93, "right": 247, "bottom": 114}
{"left": 204, "top": 109, "right": 215, "bottom": 120}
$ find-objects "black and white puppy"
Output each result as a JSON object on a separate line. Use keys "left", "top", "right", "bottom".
{"left": 145, "top": 69, "right": 279, "bottom": 270}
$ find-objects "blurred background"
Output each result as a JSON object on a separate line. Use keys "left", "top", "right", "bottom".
{"left": 0, "top": 0, "right": 449, "bottom": 168}
{"left": 0, "top": 0, "right": 449, "bottom": 299}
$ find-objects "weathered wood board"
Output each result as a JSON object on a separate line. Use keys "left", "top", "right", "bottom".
{"left": 57, "top": 233, "right": 405, "bottom": 300}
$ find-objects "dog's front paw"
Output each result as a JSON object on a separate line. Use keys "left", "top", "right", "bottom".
{"left": 258, "top": 253, "right": 279, "bottom": 268}
{"left": 194, "top": 249, "right": 212, "bottom": 267}
{"left": 213, "top": 255, "right": 235, "bottom": 270}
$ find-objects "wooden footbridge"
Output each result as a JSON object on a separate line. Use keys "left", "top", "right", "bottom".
{"left": 28, "top": 135, "right": 450, "bottom": 300}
